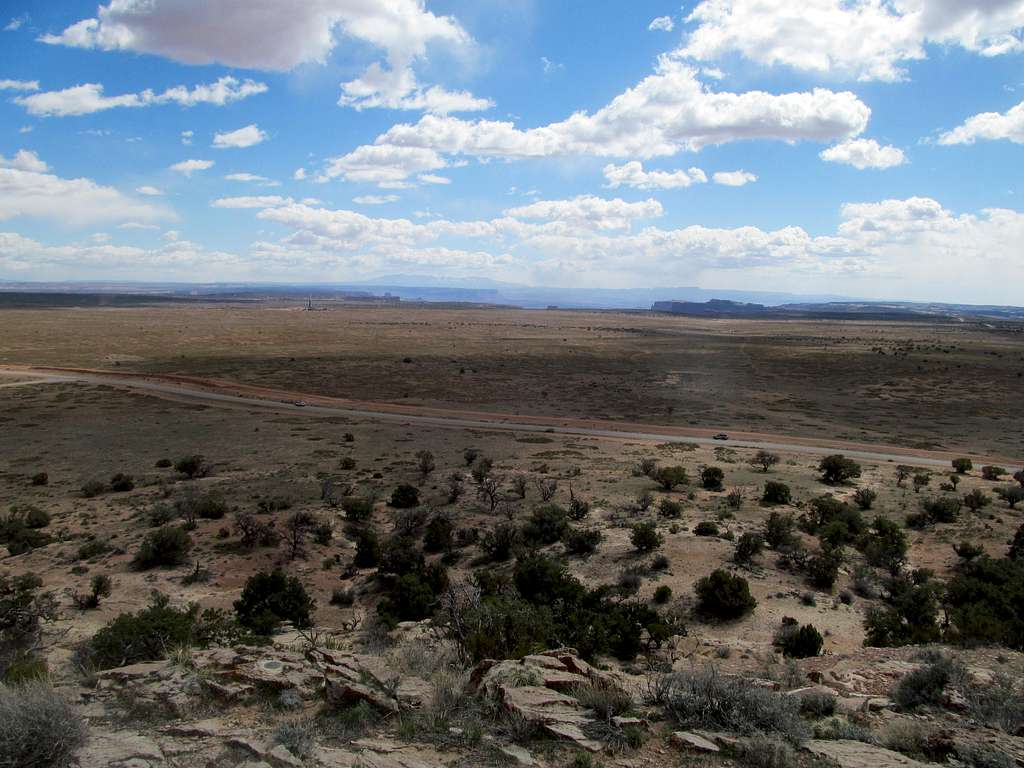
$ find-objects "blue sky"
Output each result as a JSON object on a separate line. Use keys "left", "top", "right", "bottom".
{"left": 1, "top": 1, "right": 1022, "bottom": 303}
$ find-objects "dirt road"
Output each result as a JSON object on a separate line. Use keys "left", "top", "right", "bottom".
{"left": 1, "top": 366, "right": 1019, "bottom": 470}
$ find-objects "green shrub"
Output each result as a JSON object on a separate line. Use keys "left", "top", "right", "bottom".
{"left": 861, "top": 516, "right": 908, "bottom": 573}
{"left": 480, "top": 522, "right": 520, "bottom": 562}
{"left": 945, "top": 555, "right": 1024, "bottom": 649}
{"left": 806, "top": 545, "right": 843, "bottom": 590}
{"left": 982, "top": 466, "right": 1006, "bottom": 481}
{"left": 155, "top": 458, "right": 172, "bottom": 468}
{"left": 892, "top": 656, "right": 962, "bottom": 709}
{"left": 352, "top": 528, "right": 381, "bottom": 568}
{"left": 630, "top": 522, "right": 663, "bottom": 552}
{"left": 131, "top": 526, "right": 192, "bottom": 569}
{"left": 694, "top": 521, "right": 719, "bottom": 537}
{"left": 21, "top": 507, "right": 50, "bottom": 530}
{"left": 563, "top": 527, "right": 603, "bottom": 556}
{"left": 963, "top": 488, "right": 991, "bottom": 513}
{"left": 423, "top": 515, "right": 455, "bottom": 553}
{"left": 863, "top": 573, "right": 941, "bottom": 647}
{"left": 852, "top": 488, "right": 877, "bottom": 510}
{"left": 804, "top": 496, "right": 865, "bottom": 540}
{"left": 87, "top": 592, "right": 244, "bottom": 669}
{"left": 339, "top": 457, "right": 357, "bottom": 470}
{"left": 377, "top": 565, "right": 449, "bottom": 628}
{"left": 762, "top": 482, "right": 791, "bottom": 505}
{"left": 80, "top": 480, "right": 105, "bottom": 498}
{"left": 952, "top": 458, "right": 973, "bottom": 474}
{"left": 763, "top": 512, "right": 796, "bottom": 547}
{"left": 176, "top": 491, "right": 228, "bottom": 521}
{"left": 658, "top": 498, "right": 682, "bottom": 518}
{"left": 76, "top": 539, "right": 110, "bottom": 561}
{"left": 734, "top": 532, "right": 764, "bottom": 565}
{"left": 522, "top": 504, "right": 568, "bottom": 546}
{"left": 996, "top": 486, "right": 1024, "bottom": 509}
{"left": 234, "top": 570, "right": 315, "bottom": 635}
{"left": 0, "top": 683, "right": 87, "bottom": 768}
{"left": 72, "top": 574, "right": 112, "bottom": 611}
{"left": 567, "top": 493, "right": 590, "bottom": 521}
{"left": 695, "top": 569, "right": 756, "bottom": 620}
{"left": 389, "top": 484, "right": 420, "bottom": 508}
{"left": 109, "top": 473, "right": 135, "bottom": 493}
{"left": 701, "top": 466, "right": 725, "bottom": 491}
{"left": 653, "top": 585, "right": 672, "bottom": 604}
{"left": 29, "top": 472, "right": 48, "bottom": 487}
{"left": 341, "top": 496, "right": 373, "bottom": 522}
{"left": 174, "top": 454, "right": 209, "bottom": 479}
{"left": 652, "top": 465, "right": 688, "bottom": 491}
{"left": 773, "top": 617, "right": 823, "bottom": 658}
{"left": 818, "top": 455, "right": 862, "bottom": 485}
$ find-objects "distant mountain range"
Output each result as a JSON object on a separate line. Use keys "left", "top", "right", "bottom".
{"left": 1, "top": 278, "right": 1021, "bottom": 318}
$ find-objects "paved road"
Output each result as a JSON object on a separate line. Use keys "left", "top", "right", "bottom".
{"left": 0, "top": 367, "right": 1018, "bottom": 471}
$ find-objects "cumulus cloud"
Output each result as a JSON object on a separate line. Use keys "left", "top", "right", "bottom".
{"left": 938, "top": 99, "right": 1024, "bottom": 145}
{"left": 504, "top": 195, "right": 663, "bottom": 230}
{"left": 212, "top": 124, "right": 268, "bottom": 149}
{"left": 417, "top": 173, "right": 450, "bottom": 185}
{"left": 603, "top": 161, "right": 707, "bottom": 189}
{"left": 679, "top": 0, "right": 1024, "bottom": 82}
{"left": 170, "top": 159, "right": 214, "bottom": 176}
{"left": 136, "top": 185, "right": 164, "bottom": 196}
{"left": 339, "top": 62, "right": 492, "bottom": 114}
{"left": 0, "top": 149, "right": 49, "bottom": 173}
{"left": 0, "top": 79, "right": 38, "bottom": 91}
{"left": 40, "top": 0, "right": 472, "bottom": 70}
{"left": 712, "top": 170, "right": 757, "bottom": 186}
{"left": 320, "top": 144, "right": 448, "bottom": 186}
{"left": 14, "top": 77, "right": 267, "bottom": 117}
{"left": 649, "top": 16, "right": 675, "bottom": 32}
{"left": 0, "top": 162, "right": 169, "bottom": 226}
{"left": 41, "top": 1, "right": 482, "bottom": 118}
{"left": 820, "top": 138, "right": 907, "bottom": 169}
{"left": 322, "top": 58, "right": 869, "bottom": 186}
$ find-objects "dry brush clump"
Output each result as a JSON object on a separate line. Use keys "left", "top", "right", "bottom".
{"left": 649, "top": 666, "right": 809, "bottom": 743}
{"left": 0, "top": 683, "right": 87, "bottom": 768}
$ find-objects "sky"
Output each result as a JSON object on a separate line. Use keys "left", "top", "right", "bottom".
{"left": 1, "top": 0, "right": 1023, "bottom": 304}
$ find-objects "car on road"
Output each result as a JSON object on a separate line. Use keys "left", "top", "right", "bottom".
{"left": 712, "top": 433, "right": 729, "bottom": 440}
{"left": 293, "top": 400, "right": 307, "bottom": 407}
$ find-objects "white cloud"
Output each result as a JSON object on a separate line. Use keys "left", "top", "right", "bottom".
{"left": 294, "top": 168, "right": 308, "bottom": 181}
{"left": 325, "top": 58, "right": 868, "bottom": 186}
{"left": 118, "top": 222, "right": 160, "bottom": 230}
{"left": 353, "top": 195, "right": 399, "bottom": 205}
{"left": 0, "top": 150, "right": 49, "bottom": 173}
{"left": 212, "top": 124, "right": 268, "bottom": 149}
{"left": 0, "top": 231, "right": 244, "bottom": 278}
{"left": 320, "top": 144, "right": 448, "bottom": 186}
{"left": 136, "top": 185, "right": 164, "bottom": 196}
{"left": 5, "top": 15, "right": 27, "bottom": 32}
{"left": 0, "top": 79, "right": 39, "bottom": 91}
{"left": 170, "top": 159, "right": 214, "bottom": 176}
{"left": 417, "top": 173, "right": 450, "bottom": 185}
{"left": 339, "top": 62, "right": 492, "bottom": 114}
{"left": 41, "top": 0, "right": 480, "bottom": 123}
{"left": 649, "top": 16, "right": 675, "bottom": 32}
{"left": 938, "top": 100, "right": 1024, "bottom": 145}
{"left": 225, "top": 173, "right": 280, "bottom": 186}
{"left": 181, "top": 130, "right": 193, "bottom": 145}
{"left": 211, "top": 195, "right": 291, "bottom": 209}
{"left": 14, "top": 77, "right": 267, "bottom": 117}
{"left": 504, "top": 195, "right": 663, "bottom": 230}
{"left": 603, "top": 161, "right": 707, "bottom": 189}
{"left": 0, "top": 163, "right": 169, "bottom": 226}
{"left": 712, "top": 170, "right": 757, "bottom": 186}
{"left": 679, "top": 0, "right": 1024, "bottom": 82}
{"left": 40, "top": 0, "right": 473, "bottom": 71}
{"left": 820, "top": 138, "right": 907, "bottom": 169}
{"left": 541, "top": 56, "right": 564, "bottom": 74}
